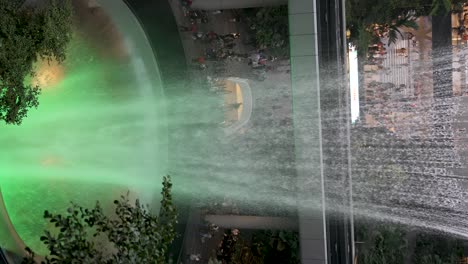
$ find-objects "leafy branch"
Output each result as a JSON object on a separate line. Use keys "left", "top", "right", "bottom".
{"left": 22, "top": 176, "right": 178, "bottom": 264}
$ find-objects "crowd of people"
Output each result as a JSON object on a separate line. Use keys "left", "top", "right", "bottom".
{"left": 178, "top": 0, "right": 276, "bottom": 82}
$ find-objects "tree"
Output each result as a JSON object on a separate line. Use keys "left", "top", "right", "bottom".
{"left": 355, "top": 221, "right": 408, "bottom": 264}
{"left": 247, "top": 6, "right": 289, "bottom": 54}
{"left": 346, "top": 0, "right": 421, "bottom": 57}
{"left": 250, "top": 230, "right": 300, "bottom": 264}
{"left": 345, "top": 0, "right": 465, "bottom": 57}
{"left": 22, "top": 176, "right": 178, "bottom": 264}
{"left": 413, "top": 233, "right": 464, "bottom": 264}
{"left": 0, "top": 0, "right": 72, "bottom": 125}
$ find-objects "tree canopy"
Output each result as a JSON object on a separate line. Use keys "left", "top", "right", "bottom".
{"left": 0, "top": 0, "right": 72, "bottom": 125}
{"left": 247, "top": 6, "right": 289, "bottom": 54}
{"left": 346, "top": 0, "right": 465, "bottom": 56}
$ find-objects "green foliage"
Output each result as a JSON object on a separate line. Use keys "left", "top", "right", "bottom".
{"left": 223, "top": 230, "right": 299, "bottom": 264}
{"left": 346, "top": 0, "right": 422, "bottom": 57}
{"left": 251, "top": 230, "right": 300, "bottom": 264}
{"left": 413, "top": 233, "right": 464, "bottom": 264}
{"left": 346, "top": 0, "right": 465, "bottom": 57}
{"left": 208, "top": 258, "right": 222, "bottom": 264}
{"left": 357, "top": 24, "right": 372, "bottom": 59}
{"left": 387, "top": 13, "right": 419, "bottom": 45}
{"left": 0, "top": 0, "right": 72, "bottom": 125}
{"left": 419, "top": 255, "right": 445, "bottom": 264}
{"left": 356, "top": 223, "right": 407, "bottom": 264}
{"left": 433, "top": 0, "right": 467, "bottom": 15}
{"left": 430, "top": 0, "right": 452, "bottom": 16}
{"left": 21, "top": 248, "right": 37, "bottom": 264}
{"left": 249, "top": 6, "right": 289, "bottom": 53}
{"left": 22, "top": 176, "right": 178, "bottom": 264}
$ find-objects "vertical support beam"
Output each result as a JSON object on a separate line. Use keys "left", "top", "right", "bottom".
{"left": 289, "top": 0, "right": 328, "bottom": 263}
{"left": 315, "top": 0, "right": 354, "bottom": 263}
{"left": 432, "top": 13, "right": 453, "bottom": 99}
{"left": 290, "top": 0, "right": 354, "bottom": 262}
{"left": 431, "top": 13, "right": 456, "bottom": 178}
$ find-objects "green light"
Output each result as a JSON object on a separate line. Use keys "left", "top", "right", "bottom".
{"left": 0, "top": 36, "right": 168, "bottom": 254}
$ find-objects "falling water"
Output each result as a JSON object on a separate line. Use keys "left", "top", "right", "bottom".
{"left": 167, "top": 40, "right": 468, "bottom": 241}
{"left": 3, "top": 1, "right": 468, "bottom": 260}
{"left": 327, "top": 45, "right": 468, "bottom": 238}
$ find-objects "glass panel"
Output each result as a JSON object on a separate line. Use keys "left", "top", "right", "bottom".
{"left": 347, "top": 0, "right": 468, "bottom": 263}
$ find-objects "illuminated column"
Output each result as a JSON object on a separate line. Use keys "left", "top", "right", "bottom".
{"left": 191, "top": 0, "right": 287, "bottom": 10}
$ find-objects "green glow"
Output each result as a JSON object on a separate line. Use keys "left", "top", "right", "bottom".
{"left": 0, "top": 37, "right": 168, "bottom": 254}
